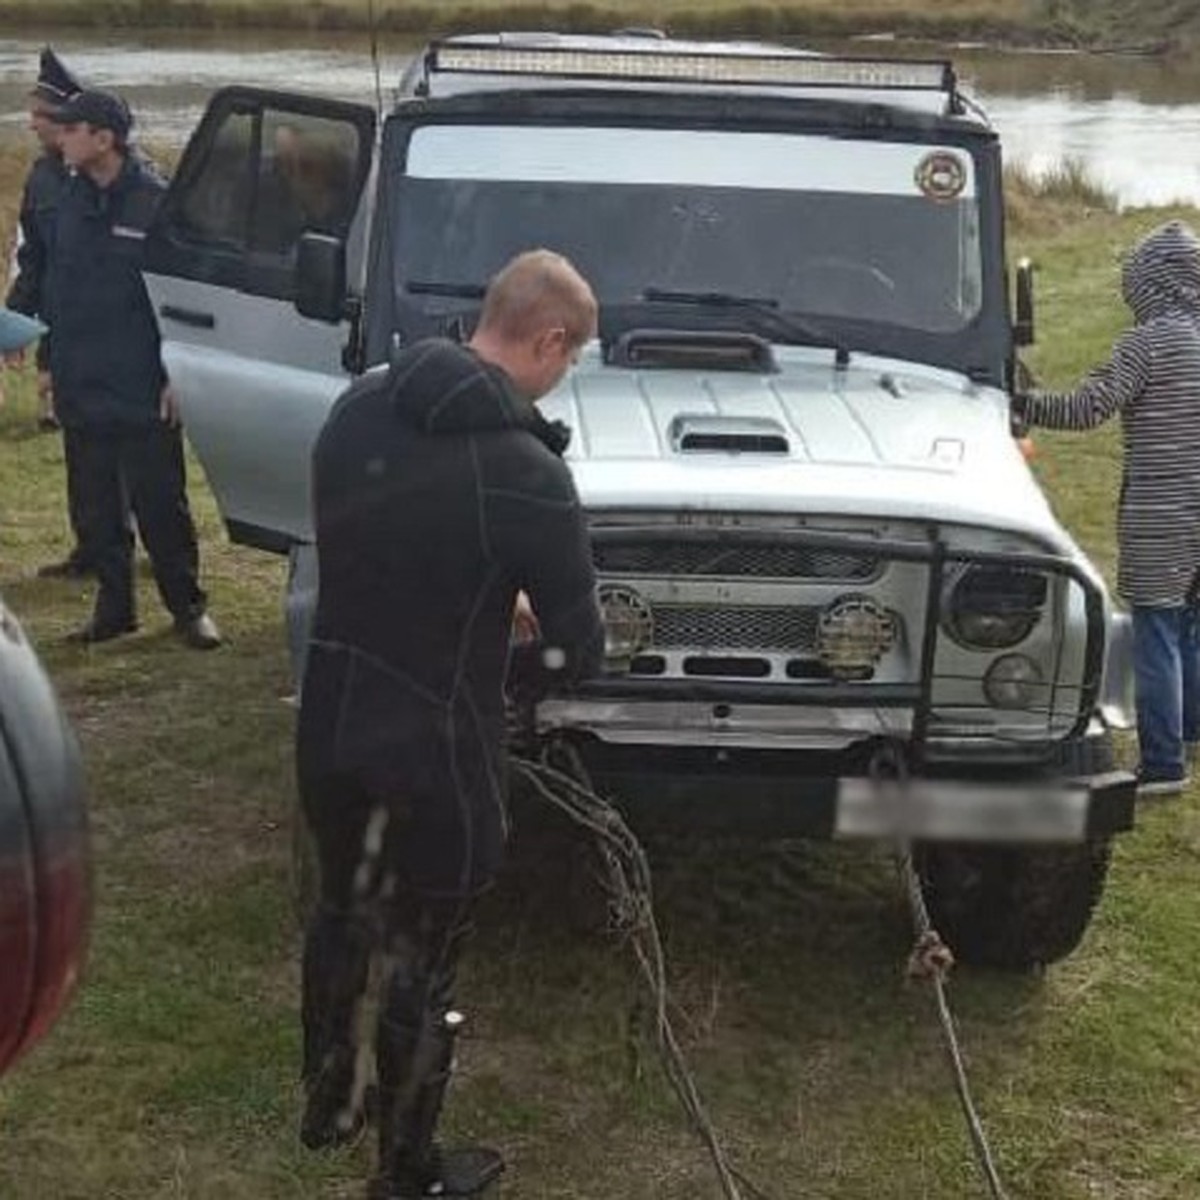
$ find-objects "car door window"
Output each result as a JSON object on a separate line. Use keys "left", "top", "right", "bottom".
{"left": 251, "top": 112, "right": 360, "bottom": 255}
{"left": 176, "top": 109, "right": 254, "bottom": 251}
{"left": 148, "top": 89, "right": 373, "bottom": 301}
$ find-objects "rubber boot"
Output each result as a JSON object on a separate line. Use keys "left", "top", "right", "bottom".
{"left": 300, "top": 903, "right": 374, "bottom": 1150}
{"left": 372, "top": 1010, "right": 503, "bottom": 1197}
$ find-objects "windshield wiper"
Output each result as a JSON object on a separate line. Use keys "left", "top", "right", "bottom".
{"left": 640, "top": 287, "right": 849, "bottom": 363}
{"left": 405, "top": 280, "right": 486, "bottom": 298}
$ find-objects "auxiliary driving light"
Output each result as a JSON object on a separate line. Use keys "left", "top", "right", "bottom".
{"left": 816, "top": 595, "right": 896, "bottom": 680}
{"left": 430, "top": 45, "right": 954, "bottom": 92}
{"left": 598, "top": 584, "right": 655, "bottom": 665}
{"left": 983, "top": 653, "right": 1044, "bottom": 711}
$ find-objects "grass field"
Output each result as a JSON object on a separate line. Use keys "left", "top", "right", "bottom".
{"left": 2, "top": 142, "right": 1200, "bottom": 1197}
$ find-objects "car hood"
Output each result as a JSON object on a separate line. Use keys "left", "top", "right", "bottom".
{"left": 538, "top": 345, "right": 1067, "bottom": 550}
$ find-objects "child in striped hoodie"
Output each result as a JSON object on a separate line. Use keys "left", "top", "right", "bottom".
{"left": 1017, "top": 220, "right": 1200, "bottom": 797}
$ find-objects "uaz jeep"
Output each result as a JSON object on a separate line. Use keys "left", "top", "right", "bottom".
{"left": 143, "top": 32, "right": 1136, "bottom": 969}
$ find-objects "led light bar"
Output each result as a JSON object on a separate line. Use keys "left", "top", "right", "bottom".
{"left": 428, "top": 43, "right": 955, "bottom": 93}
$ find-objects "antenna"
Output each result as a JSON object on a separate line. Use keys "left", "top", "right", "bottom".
{"left": 366, "top": 0, "right": 384, "bottom": 129}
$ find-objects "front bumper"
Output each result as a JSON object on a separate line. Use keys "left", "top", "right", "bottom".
{"left": 834, "top": 771, "right": 1134, "bottom": 842}
{"left": 566, "top": 742, "right": 1135, "bottom": 843}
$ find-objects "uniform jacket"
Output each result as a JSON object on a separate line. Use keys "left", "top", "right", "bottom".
{"left": 45, "top": 154, "right": 167, "bottom": 428}
{"left": 7, "top": 151, "right": 69, "bottom": 370}
{"left": 298, "top": 339, "right": 605, "bottom": 896}
{"left": 1025, "top": 220, "right": 1200, "bottom": 607}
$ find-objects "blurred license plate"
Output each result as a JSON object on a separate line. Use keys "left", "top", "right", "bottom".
{"left": 835, "top": 777, "right": 1089, "bottom": 843}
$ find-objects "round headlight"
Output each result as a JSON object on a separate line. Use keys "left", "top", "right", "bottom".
{"left": 945, "top": 567, "right": 1047, "bottom": 650}
{"left": 598, "top": 584, "right": 654, "bottom": 665}
{"left": 983, "top": 653, "right": 1045, "bottom": 710}
{"left": 817, "top": 595, "right": 897, "bottom": 680}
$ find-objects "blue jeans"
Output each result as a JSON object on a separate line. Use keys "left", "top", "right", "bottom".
{"left": 1133, "top": 605, "right": 1200, "bottom": 778}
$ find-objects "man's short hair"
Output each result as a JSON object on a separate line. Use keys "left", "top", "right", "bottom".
{"left": 477, "top": 249, "right": 598, "bottom": 348}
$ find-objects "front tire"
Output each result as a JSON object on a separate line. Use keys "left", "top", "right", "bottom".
{"left": 913, "top": 838, "right": 1112, "bottom": 970}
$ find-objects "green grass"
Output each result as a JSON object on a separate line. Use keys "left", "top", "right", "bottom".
{"left": 4, "top": 160, "right": 1200, "bottom": 1198}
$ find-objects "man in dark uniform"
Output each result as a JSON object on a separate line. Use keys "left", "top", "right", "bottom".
{"left": 298, "top": 249, "right": 605, "bottom": 1198}
{"left": 7, "top": 48, "right": 93, "bottom": 577}
{"left": 47, "top": 90, "right": 220, "bottom": 650}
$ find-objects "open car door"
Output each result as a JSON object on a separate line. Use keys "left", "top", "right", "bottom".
{"left": 144, "top": 87, "right": 376, "bottom": 552}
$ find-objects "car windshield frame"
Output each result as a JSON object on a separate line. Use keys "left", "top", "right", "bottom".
{"left": 365, "top": 91, "right": 1010, "bottom": 384}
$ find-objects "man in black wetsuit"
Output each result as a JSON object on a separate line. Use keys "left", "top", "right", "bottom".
{"left": 298, "top": 249, "right": 605, "bottom": 1198}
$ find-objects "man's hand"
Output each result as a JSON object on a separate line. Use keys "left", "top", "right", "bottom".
{"left": 2, "top": 347, "right": 25, "bottom": 369}
{"left": 512, "top": 591, "right": 540, "bottom": 645}
{"left": 159, "top": 384, "right": 181, "bottom": 427}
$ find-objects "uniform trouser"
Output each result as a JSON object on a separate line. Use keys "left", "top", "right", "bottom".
{"left": 300, "top": 768, "right": 475, "bottom": 1186}
{"left": 61, "top": 426, "right": 94, "bottom": 567}
{"left": 1133, "top": 604, "right": 1200, "bottom": 778}
{"left": 70, "top": 422, "right": 206, "bottom": 627}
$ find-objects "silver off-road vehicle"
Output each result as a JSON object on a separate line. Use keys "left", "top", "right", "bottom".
{"left": 144, "top": 31, "right": 1136, "bottom": 968}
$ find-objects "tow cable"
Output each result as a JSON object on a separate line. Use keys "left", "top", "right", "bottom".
{"left": 872, "top": 740, "right": 1010, "bottom": 1200}
{"left": 511, "top": 736, "right": 1011, "bottom": 1200}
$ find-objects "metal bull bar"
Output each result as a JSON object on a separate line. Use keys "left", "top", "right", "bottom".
{"left": 562, "top": 522, "right": 1135, "bottom": 843}
{"left": 578, "top": 521, "right": 1109, "bottom": 748}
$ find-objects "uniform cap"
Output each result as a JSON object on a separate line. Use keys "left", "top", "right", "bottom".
{"left": 49, "top": 89, "right": 133, "bottom": 140}
{"left": 31, "top": 47, "right": 83, "bottom": 107}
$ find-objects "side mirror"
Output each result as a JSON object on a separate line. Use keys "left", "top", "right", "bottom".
{"left": 296, "top": 232, "right": 347, "bottom": 323}
{"left": 1014, "top": 257, "right": 1035, "bottom": 347}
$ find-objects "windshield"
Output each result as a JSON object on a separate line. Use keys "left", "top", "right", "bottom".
{"left": 383, "top": 123, "right": 983, "bottom": 346}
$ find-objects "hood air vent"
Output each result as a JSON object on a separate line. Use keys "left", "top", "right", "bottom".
{"left": 669, "top": 414, "right": 791, "bottom": 455}
{"left": 608, "top": 329, "right": 778, "bottom": 373}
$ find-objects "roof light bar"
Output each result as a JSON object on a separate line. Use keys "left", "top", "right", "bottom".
{"left": 428, "top": 44, "right": 956, "bottom": 93}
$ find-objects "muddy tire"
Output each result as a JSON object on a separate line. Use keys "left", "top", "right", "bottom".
{"left": 913, "top": 733, "right": 1119, "bottom": 970}
{"left": 913, "top": 838, "right": 1112, "bottom": 970}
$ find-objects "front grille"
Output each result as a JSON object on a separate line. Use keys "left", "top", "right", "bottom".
{"left": 594, "top": 540, "right": 879, "bottom": 580}
{"left": 652, "top": 604, "right": 819, "bottom": 652}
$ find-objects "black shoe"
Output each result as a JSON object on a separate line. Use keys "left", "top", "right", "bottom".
{"left": 175, "top": 612, "right": 222, "bottom": 650}
{"left": 36, "top": 413, "right": 60, "bottom": 433}
{"left": 1136, "top": 767, "right": 1190, "bottom": 799}
{"left": 38, "top": 555, "right": 94, "bottom": 580}
{"left": 368, "top": 1146, "right": 505, "bottom": 1198}
{"left": 66, "top": 616, "right": 137, "bottom": 645}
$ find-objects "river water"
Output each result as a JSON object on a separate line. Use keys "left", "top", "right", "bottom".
{"left": 0, "top": 29, "right": 1197, "bottom": 207}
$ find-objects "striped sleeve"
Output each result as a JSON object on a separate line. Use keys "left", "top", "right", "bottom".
{"left": 1024, "top": 327, "right": 1152, "bottom": 431}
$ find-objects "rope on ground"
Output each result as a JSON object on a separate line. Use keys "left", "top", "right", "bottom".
{"left": 875, "top": 743, "right": 1010, "bottom": 1200}
{"left": 513, "top": 735, "right": 1011, "bottom": 1200}
{"left": 895, "top": 845, "right": 1009, "bottom": 1199}
{"left": 511, "top": 744, "right": 777, "bottom": 1200}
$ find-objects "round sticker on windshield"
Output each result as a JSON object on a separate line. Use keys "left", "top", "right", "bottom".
{"left": 915, "top": 151, "right": 967, "bottom": 201}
